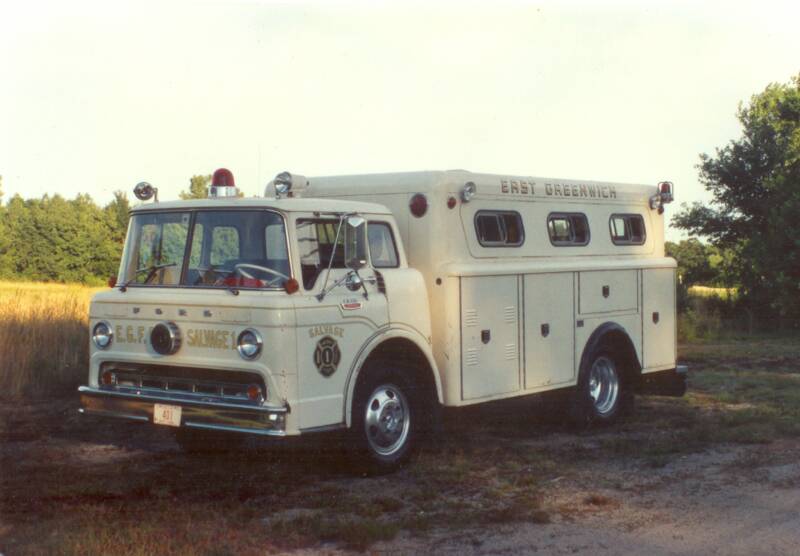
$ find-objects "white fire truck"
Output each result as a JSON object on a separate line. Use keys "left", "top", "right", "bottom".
{"left": 79, "top": 169, "right": 687, "bottom": 471}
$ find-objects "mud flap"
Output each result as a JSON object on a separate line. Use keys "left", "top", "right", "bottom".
{"left": 639, "top": 365, "right": 688, "bottom": 397}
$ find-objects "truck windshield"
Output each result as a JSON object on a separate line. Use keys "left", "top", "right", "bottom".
{"left": 119, "top": 210, "right": 290, "bottom": 289}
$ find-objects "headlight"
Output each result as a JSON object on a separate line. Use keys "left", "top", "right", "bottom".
{"left": 237, "top": 329, "right": 263, "bottom": 360}
{"left": 92, "top": 321, "right": 113, "bottom": 349}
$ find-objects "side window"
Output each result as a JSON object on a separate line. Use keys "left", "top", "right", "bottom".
{"left": 547, "top": 213, "right": 590, "bottom": 246}
{"left": 210, "top": 226, "right": 240, "bottom": 265}
{"left": 475, "top": 211, "right": 524, "bottom": 247}
{"left": 610, "top": 214, "right": 646, "bottom": 245}
{"left": 265, "top": 224, "right": 288, "bottom": 260}
{"left": 296, "top": 219, "right": 345, "bottom": 289}
{"left": 367, "top": 222, "right": 399, "bottom": 268}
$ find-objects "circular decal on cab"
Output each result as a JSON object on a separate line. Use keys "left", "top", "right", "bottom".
{"left": 314, "top": 336, "right": 341, "bottom": 377}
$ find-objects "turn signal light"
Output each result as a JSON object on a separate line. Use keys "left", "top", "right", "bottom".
{"left": 100, "top": 370, "right": 116, "bottom": 386}
{"left": 246, "top": 384, "right": 263, "bottom": 402}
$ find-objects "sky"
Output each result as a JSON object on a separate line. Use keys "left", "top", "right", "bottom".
{"left": 1, "top": 0, "right": 798, "bottom": 240}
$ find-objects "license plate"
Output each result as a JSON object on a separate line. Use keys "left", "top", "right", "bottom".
{"left": 153, "top": 404, "right": 182, "bottom": 427}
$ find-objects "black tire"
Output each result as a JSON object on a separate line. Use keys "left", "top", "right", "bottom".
{"left": 350, "top": 361, "right": 430, "bottom": 474}
{"left": 570, "top": 348, "right": 633, "bottom": 427}
{"left": 174, "top": 427, "right": 245, "bottom": 454}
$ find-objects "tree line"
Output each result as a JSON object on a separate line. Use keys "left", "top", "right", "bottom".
{"left": 0, "top": 175, "right": 211, "bottom": 285}
{"left": 0, "top": 74, "right": 797, "bottom": 321}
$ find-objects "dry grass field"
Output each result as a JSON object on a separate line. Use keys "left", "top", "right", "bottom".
{"left": 0, "top": 281, "right": 102, "bottom": 397}
{"left": 2, "top": 281, "right": 800, "bottom": 554}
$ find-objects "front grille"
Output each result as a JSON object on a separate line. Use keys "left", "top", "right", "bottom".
{"left": 100, "top": 363, "right": 266, "bottom": 404}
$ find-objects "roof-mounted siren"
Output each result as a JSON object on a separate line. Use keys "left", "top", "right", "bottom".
{"left": 650, "top": 181, "right": 674, "bottom": 214}
{"left": 265, "top": 171, "right": 309, "bottom": 199}
{"left": 133, "top": 181, "right": 158, "bottom": 202}
{"left": 209, "top": 168, "right": 239, "bottom": 198}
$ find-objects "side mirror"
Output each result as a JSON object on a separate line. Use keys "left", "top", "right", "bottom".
{"left": 344, "top": 215, "right": 368, "bottom": 270}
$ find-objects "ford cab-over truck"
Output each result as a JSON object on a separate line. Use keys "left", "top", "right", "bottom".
{"left": 79, "top": 169, "right": 687, "bottom": 471}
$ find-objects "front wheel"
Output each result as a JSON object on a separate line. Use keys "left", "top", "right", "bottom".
{"left": 351, "top": 365, "right": 420, "bottom": 473}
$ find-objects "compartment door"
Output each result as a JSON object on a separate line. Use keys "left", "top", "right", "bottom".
{"left": 461, "top": 276, "right": 521, "bottom": 400}
{"left": 524, "top": 273, "right": 576, "bottom": 389}
{"left": 579, "top": 270, "right": 638, "bottom": 315}
{"left": 642, "top": 268, "right": 676, "bottom": 369}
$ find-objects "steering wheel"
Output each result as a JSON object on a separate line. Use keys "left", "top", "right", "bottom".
{"left": 234, "top": 263, "right": 290, "bottom": 286}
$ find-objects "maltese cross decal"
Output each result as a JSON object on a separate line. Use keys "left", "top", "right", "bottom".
{"left": 314, "top": 336, "right": 341, "bottom": 377}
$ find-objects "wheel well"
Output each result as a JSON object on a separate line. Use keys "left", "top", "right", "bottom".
{"left": 582, "top": 325, "right": 642, "bottom": 387}
{"left": 358, "top": 338, "right": 439, "bottom": 403}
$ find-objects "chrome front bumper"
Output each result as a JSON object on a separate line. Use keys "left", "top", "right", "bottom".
{"left": 78, "top": 386, "right": 289, "bottom": 436}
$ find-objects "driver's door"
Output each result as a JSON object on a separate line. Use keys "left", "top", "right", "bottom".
{"left": 292, "top": 217, "right": 389, "bottom": 430}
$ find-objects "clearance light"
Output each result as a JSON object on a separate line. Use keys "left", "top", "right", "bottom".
{"left": 447, "top": 196, "right": 457, "bottom": 209}
{"left": 284, "top": 278, "right": 300, "bottom": 294}
{"left": 409, "top": 193, "right": 428, "bottom": 218}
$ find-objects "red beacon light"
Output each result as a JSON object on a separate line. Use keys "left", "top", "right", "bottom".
{"left": 209, "top": 168, "right": 239, "bottom": 198}
{"left": 658, "top": 181, "right": 674, "bottom": 203}
{"left": 650, "top": 181, "right": 675, "bottom": 214}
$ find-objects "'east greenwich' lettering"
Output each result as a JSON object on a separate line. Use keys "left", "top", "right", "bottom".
{"left": 545, "top": 182, "right": 617, "bottom": 199}
{"left": 499, "top": 179, "right": 617, "bottom": 199}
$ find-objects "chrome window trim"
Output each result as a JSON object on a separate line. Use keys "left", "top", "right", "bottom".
{"left": 547, "top": 212, "right": 591, "bottom": 247}
{"left": 474, "top": 210, "right": 525, "bottom": 248}
{"left": 609, "top": 213, "right": 647, "bottom": 246}
{"left": 120, "top": 208, "right": 293, "bottom": 291}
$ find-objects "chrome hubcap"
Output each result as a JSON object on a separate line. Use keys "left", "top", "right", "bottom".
{"left": 364, "top": 384, "right": 410, "bottom": 456}
{"left": 588, "top": 356, "right": 620, "bottom": 416}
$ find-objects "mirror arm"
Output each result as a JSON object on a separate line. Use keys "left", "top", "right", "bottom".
{"left": 316, "top": 272, "right": 351, "bottom": 302}
{"left": 315, "top": 214, "right": 347, "bottom": 302}
{"left": 352, "top": 268, "right": 369, "bottom": 300}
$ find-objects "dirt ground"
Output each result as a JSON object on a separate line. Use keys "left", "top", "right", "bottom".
{"left": 2, "top": 338, "right": 800, "bottom": 555}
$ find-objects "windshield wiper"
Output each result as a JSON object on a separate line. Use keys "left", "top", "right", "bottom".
{"left": 118, "top": 263, "right": 177, "bottom": 292}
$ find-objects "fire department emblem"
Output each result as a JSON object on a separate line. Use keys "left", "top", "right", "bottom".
{"left": 314, "top": 336, "right": 341, "bottom": 377}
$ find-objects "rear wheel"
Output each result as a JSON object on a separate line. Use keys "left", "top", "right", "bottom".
{"left": 571, "top": 349, "right": 632, "bottom": 426}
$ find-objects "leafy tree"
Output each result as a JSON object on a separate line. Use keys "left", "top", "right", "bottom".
{"left": 180, "top": 174, "right": 211, "bottom": 199}
{"left": 673, "top": 74, "right": 800, "bottom": 318}
{"left": 665, "top": 239, "right": 715, "bottom": 287}
{"left": 0, "top": 176, "right": 6, "bottom": 276}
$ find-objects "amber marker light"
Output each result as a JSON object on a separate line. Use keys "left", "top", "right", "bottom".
{"left": 246, "top": 384, "right": 263, "bottom": 402}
